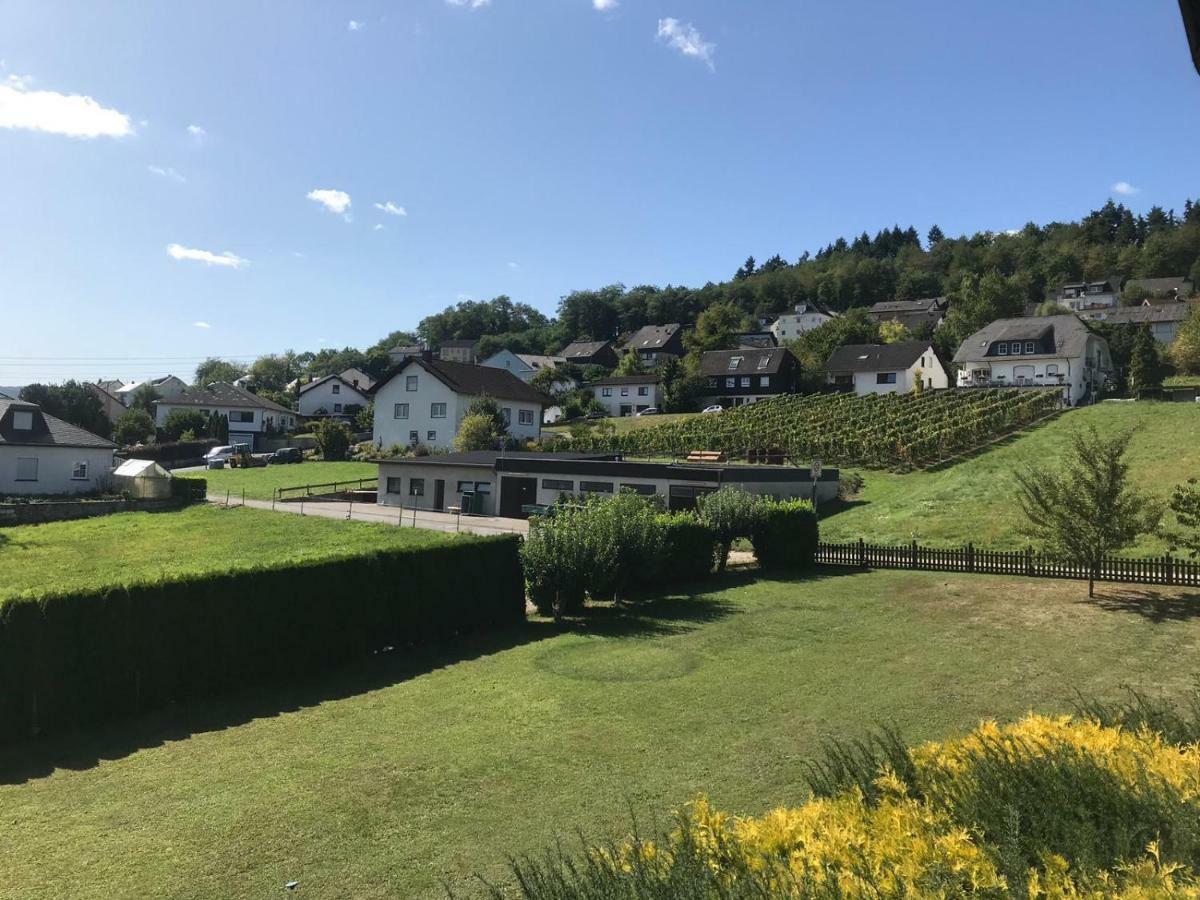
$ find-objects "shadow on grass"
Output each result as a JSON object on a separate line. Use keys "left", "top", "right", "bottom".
{"left": 1080, "top": 588, "right": 1200, "bottom": 624}
{"left": 813, "top": 498, "right": 870, "bottom": 520}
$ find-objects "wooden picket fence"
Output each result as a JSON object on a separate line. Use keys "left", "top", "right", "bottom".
{"left": 816, "top": 539, "right": 1200, "bottom": 588}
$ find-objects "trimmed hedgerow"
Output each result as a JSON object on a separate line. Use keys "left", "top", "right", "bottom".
{"left": 751, "top": 499, "right": 818, "bottom": 571}
{"left": 654, "top": 513, "right": 718, "bottom": 585}
{"left": 0, "top": 534, "right": 524, "bottom": 744}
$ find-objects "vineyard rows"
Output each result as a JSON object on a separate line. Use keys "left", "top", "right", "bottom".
{"left": 573, "top": 388, "right": 1062, "bottom": 469}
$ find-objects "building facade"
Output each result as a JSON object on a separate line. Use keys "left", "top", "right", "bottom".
{"left": 1057, "top": 277, "right": 1123, "bottom": 312}
{"left": 589, "top": 375, "right": 663, "bottom": 417}
{"left": 700, "top": 347, "right": 798, "bottom": 407}
{"left": 437, "top": 340, "right": 480, "bottom": 364}
{"left": 825, "top": 341, "right": 949, "bottom": 395}
{"left": 297, "top": 373, "right": 372, "bottom": 419}
{"left": 1078, "top": 302, "right": 1193, "bottom": 345}
{"left": 768, "top": 303, "right": 835, "bottom": 340}
{"left": 560, "top": 340, "right": 619, "bottom": 370}
{"left": 620, "top": 324, "right": 685, "bottom": 369}
{"left": 154, "top": 383, "right": 298, "bottom": 449}
{"left": 0, "top": 398, "right": 116, "bottom": 495}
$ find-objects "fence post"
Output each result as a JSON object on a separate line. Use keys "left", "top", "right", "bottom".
{"left": 241, "top": 489, "right": 245, "bottom": 508}
{"left": 858, "top": 537, "right": 865, "bottom": 568}
{"left": 910, "top": 539, "right": 918, "bottom": 569}
{"left": 347, "top": 495, "right": 353, "bottom": 521}
{"left": 1166, "top": 552, "right": 1174, "bottom": 587}
{"left": 967, "top": 542, "right": 974, "bottom": 573}
{"left": 1026, "top": 545, "right": 1034, "bottom": 577}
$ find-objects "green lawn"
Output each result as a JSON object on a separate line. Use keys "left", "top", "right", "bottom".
{"left": 4, "top": 568, "right": 1200, "bottom": 898}
{"left": 179, "top": 460, "right": 379, "bottom": 501}
{"left": 0, "top": 504, "right": 454, "bottom": 600}
{"left": 821, "top": 402, "right": 1200, "bottom": 554}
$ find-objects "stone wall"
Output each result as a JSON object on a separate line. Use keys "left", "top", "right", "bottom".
{"left": 0, "top": 496, "right": 187, "bottom": 527}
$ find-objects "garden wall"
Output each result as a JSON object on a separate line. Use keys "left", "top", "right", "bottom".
{"left": 0, "top": 534, "right": 525, "bottom": 744}
{"left": 0, "top": 496, "right": 186, "bottom": 527}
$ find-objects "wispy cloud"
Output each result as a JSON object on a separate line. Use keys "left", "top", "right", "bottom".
{"left": 307, "top": 188, "right": 352, "bottom": 216}
{"left": 148, "top": 165, "right": 185, "bottom": 183}
{"left": 593, "top": 0, "right": 618, "bottom": 9}
{"left": 373, "top": 223, "right": 385, "bottom": 231}
{"left": 0, "top": 73, "right": 133, "bottom": 138}
{"left": 374, "top": 200, "right": 407, "bottom": 217}
{"left": 193, "top": 321, "right": 212, "bottom": 329}
{"left": 656, "top": 18, "right": 715, "bottom": 71}
{"left": 186, "top": 123, "right": 206, "bottom": 138}
{"left": 348, "top": 19, "right": 364, "bottom": 31}
{"left": 507, "top": 261, "right": 520, "bottom": 268}
{"left": 167, "top": 243, "right": 247, "bottom": 269}
{"left": 445, "top": 0, "right": 491, "bottom": 9}
{"left": 1112, "top": 181, "right": 1139, "bottom": 196}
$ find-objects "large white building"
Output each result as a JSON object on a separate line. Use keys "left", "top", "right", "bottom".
{"left": 371, "top": 355, "right": 548, "bottom": 450}
{"left": 1057, "top": 276, "right": 1123, "bottom": 312}
{"left": 825, "top": 341, "right": 949, "bottom": 395}
{"left": 953, "top": 315, "right": 1112, "bottom": 406}
{"left": 768, "top": 303, "right": 835, "bottom": 341}
{"left": 154, "top": 383, "right": 297, "bottom": 449}
{"left": 0, "top": 398, "right": 116, "bottom": 495}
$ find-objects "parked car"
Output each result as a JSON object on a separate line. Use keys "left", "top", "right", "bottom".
{"left": 268, "top": 447, "right": 304, "bottom": 464}
{"left": 636, "top": 407, "right": 660, "bottom": 417}
{"left": 585, "top": 410, "right": 608, "bottom": 420}
{"left": 204, "top": 445, "right": 236, "bottom": 469}
{"left": 702, "top": 404, "right": 724, "bottom": 414}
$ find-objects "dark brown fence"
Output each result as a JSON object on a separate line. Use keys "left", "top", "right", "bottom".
{"left": 816, "top": 539, "right": 1200, "bottom": 588}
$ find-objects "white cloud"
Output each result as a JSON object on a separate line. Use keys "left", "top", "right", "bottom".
{"left": 186, "top": 124, "right": 205, "bottom": 137}
{"left": 593, "top": 0, "right": 618, "bottom": 9}
{"left": 193, "top": 321, "right": 212, "bottom": 329}
{"left": 374, "top": 200, "right": 407, "bottom": 217}
{"left": 167, "top": 243, "right": 248, "bottom": 269}
{"left": 348, "top": 19, "right": 364, "bottom": 31}
{"left": 507, "top": 261, "right": 519, "bottom": 268}
{"left": 0, "top": 74, "right": 133, "bottom": 138}
{"left": 656, "top": 18, "right": 715, "bottom": 71}
{"left": 148, "top": 165, "right": 185, "bottom": 183}
{"left": 373, "top": 223, "right": 385, "bottom": 231}
{"left": 307, "top": 188, "right": 352, "bottom": 215}
{"left": 1112, "top": 181, "right": 1139, "bottom": 196}
{"left": 445, "top": 0, "right": 491, "bottom": 8}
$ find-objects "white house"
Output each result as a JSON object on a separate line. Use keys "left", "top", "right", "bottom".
{"left": 297, "top": 370, "right": 373, "bottom": 419}
{"left": 115, "top": 374, "right": 187, "bottom": 402}
{"left": 954, "top": 315, "right": 1112, "bottom": 406}
{"left": 1057, "top": 276, "right": 1123, "bottom": 312}
{"left": 480, "top": 350, "right": 568, "bottom": 384}
{"left": 1078, "top": 302, "right": 1194, "bottom": 345}
{"left": 371, "top": 355, "right": 548, "bottom": 450}
{"left": 768, "top": 303, "right": 835, "bottom": 341}
{"left": 0, "top": 398, "right": 115, "bottom": 495}
{"left": 825, "top": 341, "right": 949, "bottom": 395}
{"left": 154, "top": 382, "right": 298, "bottom": 449}
{"left": 589, "top": 375, "right": 663, "bottom": 417}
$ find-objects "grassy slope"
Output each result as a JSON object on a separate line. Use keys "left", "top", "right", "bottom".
{"left": 0, "top": 505, "right": 452, "bottom": 599}
{"left": 3, "top": 569, "right": 1200, "bottom": 898}
{"left": 179, "top": 460, "right": 379, "bottom": 501}
{"left": 545, "top": 412, "right": 700, "bottom": 435}
{"left": 821, "top": 402, "right": 1200, "bottom": 553}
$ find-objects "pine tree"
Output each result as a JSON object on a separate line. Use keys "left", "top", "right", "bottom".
{"left": 926, "top": 224, "right": 945, "bottom": 246}
{"left": 1127, "top": 325, "right": 1163, "bottom": 393}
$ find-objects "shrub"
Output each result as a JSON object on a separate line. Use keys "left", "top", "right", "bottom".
{"left": 313, "top": 419, "right": 353, "bottom": 461}
{"left": 454, "top": 413, "right": 501, "bottom": 452}
{"left": 751, "top": 499, "right": 818, "bottom": 571}
{"left": 523, "top": 504, "right": 607, "bottom": 618}
{"left": 837, "top": 470, "right": 864, "bottom": 500}
{"left": 0, "top": 535, "right": 524, "bottom": 744}
{"left": 113, "top": 408, "right": 155, "bottom": 446}
{"left": 653, "top": 513, "right": 718, "bottom": 585}
{"left": 697, "top": 487, "right": 766, "bottom": 573}
{"left": 124, "top": 438, "right": 219, "bottom": 464}
{"left": 161, "top": 408, "right": 208, "bottom": 441}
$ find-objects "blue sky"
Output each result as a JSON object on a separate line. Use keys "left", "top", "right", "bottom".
{"left": 1, "top": 0, "right": 1197, "bottom": 384}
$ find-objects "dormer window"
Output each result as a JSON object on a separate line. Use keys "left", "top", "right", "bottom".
{"left": 998, "top": 343, "right": 1008, "bottom": 356}
{"left": 756, "top": 355, "right": 770, "bottom": 369}
{"left": 728, "top": 356, "right": 743, "bottom": 370}
{"left": 12, "top": 411, "right": 33, "bottom": 430}
{"left": 1024, "top": 341, "right": 1035, "bottom": 354}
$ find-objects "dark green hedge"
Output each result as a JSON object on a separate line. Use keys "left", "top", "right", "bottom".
{"left": 751, "top": 500, "right": 819, "bottom": 571}
{"left": 0, "top": 535, "right": 524, "bottom": 744}
{"left": 653, "top": 513, "right": 719, "bottom": 585}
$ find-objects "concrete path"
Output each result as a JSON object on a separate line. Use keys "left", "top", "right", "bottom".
{"left": 208, "top": 493, "right": 529, "bottom": 537}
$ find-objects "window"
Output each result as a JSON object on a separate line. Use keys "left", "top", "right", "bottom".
{"left": 15, "top": 457, "right": 37, "bottom": 482}
{"left": 740, "top": 376, "right": 751, "bottom": 388}
{"left": 501, "top": 408, "right": 511, "bottom": 426}
{"left": 393, "top": 403, "right": 409, "bottom": 419}
{"left": 1024, "top": 341, "right": 1035, "bottom": 354}
{"left": 876, "top": 372, "right": 897, "bottom": 385}
{"left": 620, "top": 483, "right": 657, "bottom": 496}
{"left": 12, "top": 410, "right": 33, "bottom": 430}
{"left": 430, "top": 402, "right": 447, "bottom": 418}
{"left": 427, "top": 431, "right": 437, "bottom": 442}
{"left": 457, "top": 480, "right": 474, "bottom": 492}
{"left": 725, "top": 377, "right": 736, "bottom": 388}
{"left": 1046, "top": 364, "right": 1059, "bottom": 376}
{"left": 998, "top": 343, "right": 1008, "bottom": 356}
{"left": 406, "top": 375, "right": 418, "bottom": 391}
{"left": 386, "top": 477, "right": 403, "bottom": 494}
{"left": 601, "top": 387, "right": 612, "bottom": 397}
{"left": 579, "top": 481, "right": 614, "bottom": 493}
{"left": 474, "top": 482, "right": 492, "bottom": 494}
{"left": 728, "top": 356, "right": 743, "bottom": 370}
{"left": 232, "top": 410, "right": 254, "bottom": 423}
{"left": 707, "top": 377, "right": 717, "bottom": 388}
{"left": 72, "top": 462, "right": 89, "bottom": 480}
{"left": 542, "top": 478, "right": 574, "bottom": 491}
{"left": 518, "top": 409, "right": 534, "bottom": 426}
{"left": 637, "top": 386, "right": 648, "bottom": 396}
{"left": 331, "top": 384, "right": 340, "bottom": 395}
{"left": 620, "top": 387, "right": 629, "bottom": 396}
{"left": 409, "top": 478, "right": 425, "bottom": 497}
{"left": 1011, "top": 342, "right": 1023, "bottom": 355}
{"left": 333, "top": 403, "right": 342, "bottom": 413}
{"left": 756, "top": 356, "right": 770, "bottom": 369}
{"left": 409, "top": 430, "right": 419, "bottom": 444}
{"left": 760, "top": 375, "right": 770, "bottom": 388}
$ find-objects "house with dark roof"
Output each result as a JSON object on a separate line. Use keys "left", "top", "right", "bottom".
{"left": 437, "top": 339, "right": 480, "bottom": 365}
{"left": 1078, "top": 302, "right": 1195, "bottom": 345}
{"left": 1057, "top": 276, "right": 1123, "bottom": 312}
{"left": 700, "top": 348, "right": 798, "bottom": 408}
{"left": 620, "top": 324, "right": 685, "bottom": 368}
{"left": 867, "top": 297, "right": 948, "bottom": 332}
{"left": 825, "top": 341, "right": 948, "bottom": 396}
{"left": 480, "top": 349, "right": 569, "bottom": 384}
{"left": 115, "top": 374, "right": 188, "bottom": 402}
{"left": 587, "top": 374, "right": 663, "bottom": 417}
{"left": 560, "top": 340, "right": 619, "bottom": 370}
{"left": 369, "top": 354, "right": 551, "bottom": 449}
{"left": 953, "top": 315, "right": 1112, "bottom": 406}
{"left": 0, "top": 398, "right": 116, "bottom": 495}
{"left": 154, "top": 383, "right": 298, "bottom": 450}
{"left": 297, "top": 370, "right": 373, "bottom": 420}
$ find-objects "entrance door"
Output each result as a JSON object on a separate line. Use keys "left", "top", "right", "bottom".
{"left": 499, "top": 477, "right": 538, "bottom": 517}
{"left": 433, "top": 479, "right": 445, "bottom": 511}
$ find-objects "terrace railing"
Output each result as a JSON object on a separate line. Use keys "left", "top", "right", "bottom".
{"left": 816, "top": 538, "right": 1200, "bottom": 588}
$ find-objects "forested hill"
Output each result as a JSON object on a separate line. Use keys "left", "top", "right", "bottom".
{"left": 415, "top": 197, "right": 1200, "bottom": 360}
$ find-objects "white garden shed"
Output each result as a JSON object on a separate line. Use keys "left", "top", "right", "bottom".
{"left": 112, "top": 458, "right": 173, "bottom": 499}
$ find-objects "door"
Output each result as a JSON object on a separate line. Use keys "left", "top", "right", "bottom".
{"left": 499, "top": 477, "right": 538, "bottom": 517}
{"left": 433, "top": 479, "right": 445, "bottom": 512}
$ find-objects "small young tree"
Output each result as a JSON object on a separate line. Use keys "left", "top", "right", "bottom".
{"left": 126, "top": 384, "right": 162, "bottom": 416}
{"left": 697, "top": 487, "right": 766, "bottom": 573}
{"left": 113, "top": 408, "right": 155, "bottom": 446}
{"left": 586, "top": 492, "right": 665, "bottom": 602}
{"left": 1015, "top": 426, "right": 1161, "bottom": 596}
{"left": 463, "top": 395, "right": 509, "bottom": 434}
{"left": 162, "top": 409, "right": 208, "bottom": 441}
{"left": 313, "top": 419, "right": 353, "bottom": 461}
{"left": 454, "top": 413, "right": 501, "bottom": 452}
{"left": 1127, "top": 325, "right": 1164, "bottom": 393}
{"left": 614, "top": 350, "right": 646, "bottom": 377}
{"left": 1166, "top": 479, "right": 1200, "bottom": 558}
{"left": 1169, "top": 308, "right": 1200, "bottom": 375}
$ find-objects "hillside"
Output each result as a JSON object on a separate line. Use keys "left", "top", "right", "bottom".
{"left": 821, "top": 402, "right": 1200, "bottom": 554}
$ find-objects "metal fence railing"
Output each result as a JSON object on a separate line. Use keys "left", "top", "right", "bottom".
{"left": 274, "top": 478, "right": 377, "bottom": 503}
